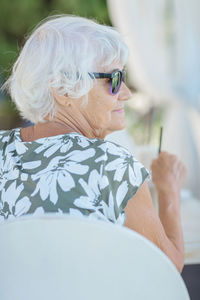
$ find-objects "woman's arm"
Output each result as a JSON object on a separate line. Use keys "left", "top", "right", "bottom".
{"left": 124, "top": 182, "right": 184, "bottom": 273}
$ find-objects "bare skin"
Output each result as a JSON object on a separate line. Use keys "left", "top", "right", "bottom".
{"left": 20, "top": 62, "right": 186, "bottom": 273}
{"left": 125, "top": 152, "right": 186, "bottom": 273}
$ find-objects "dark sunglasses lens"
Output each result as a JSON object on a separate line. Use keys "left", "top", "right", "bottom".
{"left": 111, "top": 71, "right": 121, "bottom": 94}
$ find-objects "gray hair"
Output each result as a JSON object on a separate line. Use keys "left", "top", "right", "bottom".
{"left": 2, "top": 15, "right": 128, "bottom": 123}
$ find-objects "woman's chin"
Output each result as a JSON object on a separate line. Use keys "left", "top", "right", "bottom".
{"left": 108, "top": 120, "right": 126, "bottom": 132}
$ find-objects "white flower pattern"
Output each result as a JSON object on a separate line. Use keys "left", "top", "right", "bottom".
{"left": 0, "top": 129, "right": 149, "bottom": 224}
{"left": 74, "top": 169, "right": 108, "bottom": 210}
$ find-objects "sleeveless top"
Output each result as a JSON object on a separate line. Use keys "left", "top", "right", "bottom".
{"left": 0, "top": 128, "right": 149, "bottom": 225}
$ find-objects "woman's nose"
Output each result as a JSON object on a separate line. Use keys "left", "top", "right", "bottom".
{"left": 118, "top": 82, "right": 132, "bottom": 101}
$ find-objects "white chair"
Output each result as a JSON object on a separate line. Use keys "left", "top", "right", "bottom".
{"left": 0, "top": 215, "right": 190, "bottom": 300}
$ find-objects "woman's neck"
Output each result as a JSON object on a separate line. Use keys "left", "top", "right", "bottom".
{"left": 20, "top": 119, "right": 109, "bottom": 142}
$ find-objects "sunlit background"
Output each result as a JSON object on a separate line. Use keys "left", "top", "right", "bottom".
{"left": 0, "top": 0, "right": 200, "bottom": 197}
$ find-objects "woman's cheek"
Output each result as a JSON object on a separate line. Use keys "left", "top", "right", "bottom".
{"left": 98, "top": 108, "right": 112, "bottom": 128}
{"left": 106, "top": 96, "right": 118, "bottom": 110}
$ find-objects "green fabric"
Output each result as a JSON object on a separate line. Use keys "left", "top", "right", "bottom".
{"left": 0, "top": 128, "right": 149, "bottom": 224}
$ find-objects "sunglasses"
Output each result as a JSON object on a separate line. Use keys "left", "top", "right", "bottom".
{"left": 89, "top": 69, "right": 126, "bottom": 95}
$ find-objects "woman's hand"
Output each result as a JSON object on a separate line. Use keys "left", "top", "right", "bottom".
{"left": 151, "top": 151, "right": 186, "bottom": 197}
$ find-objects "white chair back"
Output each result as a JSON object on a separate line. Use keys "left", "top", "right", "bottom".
{"left": 0, "top": 216, "right": 190, "bottom": 300}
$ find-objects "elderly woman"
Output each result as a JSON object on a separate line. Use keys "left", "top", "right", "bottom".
{"left": 0, "top": 15, "right": 186, "bottom": 272}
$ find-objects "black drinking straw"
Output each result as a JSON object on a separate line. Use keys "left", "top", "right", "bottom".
{"left": 158, "top": 126, "right": 163, "bottom": 154}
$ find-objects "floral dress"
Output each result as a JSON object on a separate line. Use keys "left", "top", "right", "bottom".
{"left": 0, "top": 128, "right": 149, "bottom": 225}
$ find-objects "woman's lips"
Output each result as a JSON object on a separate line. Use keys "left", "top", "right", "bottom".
{"left": 112, "top": 108, "right": 124, "bottom": 113}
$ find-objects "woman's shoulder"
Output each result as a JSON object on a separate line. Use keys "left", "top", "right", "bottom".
{"left": 93, "top": 138, "right": 140, "bottom": 167}
{"left": 97, "top": 139, "right": 133, "bottom": 157}
{"left": 23, "top": 131, "right": 133, "bottom": 159}
{"left": 0, "top": 128, "right": 135, "bottom": 160}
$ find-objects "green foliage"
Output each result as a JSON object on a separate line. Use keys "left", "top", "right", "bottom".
{"left": 0, "top": 0, "right": 110, "bottom": 78}
{"left": 0, "top": 97, "right": 21, "bottom": 129}
{"left": 50, "top": 0, "right": 111, "bottom": 24}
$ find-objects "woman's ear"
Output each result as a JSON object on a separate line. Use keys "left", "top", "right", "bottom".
{"left": 51, "top": 87, "right": 71, "bottom": 107}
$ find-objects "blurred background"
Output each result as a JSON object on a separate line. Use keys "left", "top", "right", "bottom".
{"left": 0, "top": 0, "right": 200, "bottom": 198}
